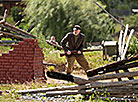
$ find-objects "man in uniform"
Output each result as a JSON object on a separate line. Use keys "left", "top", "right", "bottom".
{"left": 61, "top": 25, "right": 89, "bottom": 75}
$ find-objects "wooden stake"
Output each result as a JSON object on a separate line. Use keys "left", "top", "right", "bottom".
{"left": 121, "top": 29, "right": 134, "bottom": 60}
{"left": 121, "top": 24, "right": 129, "bottom": 57}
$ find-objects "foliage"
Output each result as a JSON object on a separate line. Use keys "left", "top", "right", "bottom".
{"left": 127, "top": 36, "right": 138, "bottom": 57}
{"left": 0, "top": 38, "right": 13, "bottom": 54}
{"left": 124, "top": 13, "right": 138, "bottom": 27}
{"left": 25, "top": 0, "right": 115, "bottom": 43}
{"left": 43, "top": 45, "right": 66, "bottom": 65}
{"left": 98, "top": 0, "right": 138, "bottom": 17}
{"left": 10, "top": 6, "right": 24, "bottom": 23}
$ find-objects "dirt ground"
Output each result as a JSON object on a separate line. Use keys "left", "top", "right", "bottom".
{"left": 45, "top": 64, "right": 88, "bottom": 85}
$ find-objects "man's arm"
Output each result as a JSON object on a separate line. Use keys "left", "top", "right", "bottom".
{"left": 60, "top": 33, "right": 70, "bottom": 52}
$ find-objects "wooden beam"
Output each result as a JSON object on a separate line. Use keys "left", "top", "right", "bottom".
{"left": 132, "top": 9, "right": 138, "bottom": 12}
{"left": 4, "top": 22, "right": 36, "bottom": 38}
{"left": 86, "top": 53, "right": 138, "bottom": 77}
{"left": 88, "top": 71, "right": 138, "bottom": 82}
{"left": 0, "top": 31, "right": 24, "bottom": 39}
{"left": 121, "top": 29, "right": 134, "bottom": 60}
{"left": 17, "top": 79, "right": 138, "bottom": 95}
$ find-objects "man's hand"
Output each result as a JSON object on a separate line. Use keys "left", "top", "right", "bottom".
{"left": 67, "top": 50, "right": 71, "bottom": 55}
{"left": 77, "top": 50, "right": 81, "bottom": 54}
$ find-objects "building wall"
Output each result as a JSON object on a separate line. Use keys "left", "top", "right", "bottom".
{"left": 0, "top": 39, "right": 46, "bottom": 83}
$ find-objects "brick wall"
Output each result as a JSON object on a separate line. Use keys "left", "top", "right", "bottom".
{"left": 0, "top": 39, "right": 46, "bottom": 83}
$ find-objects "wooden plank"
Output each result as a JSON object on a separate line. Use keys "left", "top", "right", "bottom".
{"left": 86, "top": 53, "right": 138, "bottom": 77}
{"left": 43, "top": 87, "right": 138, "bottom": 96}
{"left": 0, "top": 40, "right": 19, "bottom": 43}
{"left": 0, "top": 31, "right": 24, "bottom": 39}
{"left": 121, "top": 24, "right": 129, "bottom": 58}
{"left": 121, "top": 29, "right": 134, "bottom": 60}
{"left": 102, "top": 61, "right": 138, "bottom": 74}
{"left": 88, "top": 71, "right": 138, "bottom": 82}
{"left": 0, "top": 23, "right": 36, "bottom": 38}
{"left": 4, "top": 22, "right": 36, "bottom": 38}
{"left": 16, "top": 79, "right": 138, "bottom": 95}
{"left": 118, "top": 30, "right": 123, "bottom": 60}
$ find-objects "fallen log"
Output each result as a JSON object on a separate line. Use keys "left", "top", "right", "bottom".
{"left": 86, "top": 53, "right": 138, "bottom": 77}
{"left": 46, "top": 71, "right": 88, "bottom": 85}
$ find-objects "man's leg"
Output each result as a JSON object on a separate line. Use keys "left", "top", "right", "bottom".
{"left": 76, "top": 55, "right": 89, "bottom": 71}
{"left": 66, "top": 56, "right": 75, "bottom": 74}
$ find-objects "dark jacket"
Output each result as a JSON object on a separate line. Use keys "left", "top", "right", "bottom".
{"left": 60, "top": 32, "right": 85, "bottom": 52}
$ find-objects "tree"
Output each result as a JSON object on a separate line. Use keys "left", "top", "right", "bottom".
{"left": 25, "top": 0, "right": 115, "bottom": 43}
{"left": 98, "top": 0, "right": 138, "bottom": 17}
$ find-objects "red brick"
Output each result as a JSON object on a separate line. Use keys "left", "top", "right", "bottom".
{"left": 12, "top": 51, "right": 19, "bottom": 54}
{"left": 11, "top": 54, "right": 19, "bottom": 57}
{"left": 24, "top": 57, "right": 33, "bottom": 60}
{"left": 11, "top": 44, "right": 19, "bottom": 48}
{"left": 3, "top": 63, "right": 11, "bottom": 66}
{"left": 21, "top": 72, "right": 29, "bottom": 75}
{"left": 27, "top": 60, "right": 34, "bottom": 63}
{"left": 23, "top": 66, "right": 33, "bottom": 69}
{"left": 28, "top": 69, "right": 33, "bottom": 72}
{"left": 24, "top": 39, "right": 35, "bottom": 42}
{"left": 11, "top": 72, "right": 20, "bottom": 75}
{"left": 27, "top": 51, "right": 34, "bottom": 54}
{"left": 2, "top": 53, "right": 9, "bottom": 56}
{"left": 18, "top": 41, "right": 24, "bottom": 45}
{"left": 23, "top": 48, "right": 34, "bottom": 51}
{"left": 14, "top": 57, "right": 23, "bottom": 60}
{"left": 22, "top": 45, "right": 30, "bottom": 48}
{"left": 4, "top": 56, "right": 13, "bottom": 59}
{"left": 14, "top": 48, "right": 22, "bottom": 51}
{"left": 9, "top": 68, "right": 18, "bottom": 72}
{"left": 4, "top": 65, "right": 13, "bottom": 69}
{"left": 0, "top": 72, "right": 6, "bottom": 74}
{"left": 13, "top": 66, "right": 21, "bottom": 69}
{"left": 25, "top": 54, "right": 34, "bottom": 57}
{"left": 29, "top": 45, "right": 35, "bottom": 47}
{"left": 18, "top": 60, "right": 28, "bottom": 63}
{"left": 15, "top": 63, "right": 25, "bottom": 66}
{"left": 18, "top": 69, "right": 27, "bottom": 72}
{"left": 0, "top": 69, "right": 8, "bottom": 71}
